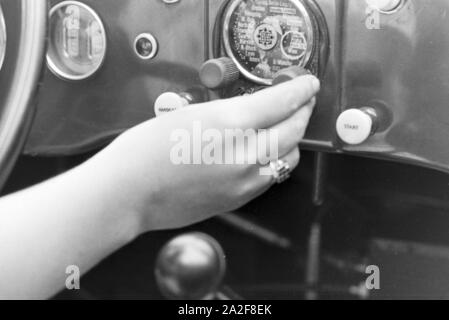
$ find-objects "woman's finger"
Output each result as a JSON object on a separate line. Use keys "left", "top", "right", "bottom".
{"left": 270, "top": 97, "right": 317, "bottom": 157}
{"left": 187, "top": 75, "right": 320, "bottom": 131}
{"left": 231, "top": 75, "right": 320, "bottom": 129}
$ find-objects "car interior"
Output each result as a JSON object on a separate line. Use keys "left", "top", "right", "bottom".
{"left": 2, "top": 0, "right": 449, "bottom": 300}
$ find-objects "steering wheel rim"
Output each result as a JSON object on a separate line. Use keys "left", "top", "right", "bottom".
{"left": 0, "top": 0, "right": 47, "bottom": 190}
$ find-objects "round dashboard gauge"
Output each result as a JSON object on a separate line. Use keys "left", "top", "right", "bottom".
{"left": 223, "top": 0, "right": 315, "bottom": 85}
{"left": 0, "top": 6, "right": 6, "bottom": 72}
{"left": 47, "top": 1, "right": 107, "bottom": 81}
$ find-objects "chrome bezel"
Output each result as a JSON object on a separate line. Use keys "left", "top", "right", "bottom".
{"left": 0, "top": 6, "right": 6, "bottom": 72}
{"left": 368, "top": 0, "right": 406, "bottom": 14}
{"left": 134, "top": 33, "right": 158, "bottom": 60}
{"left": 222, "top": 0, "right": 315, "bottom": 86}
{"left": 46, "top": 1, "right": 107, "bottom": 81}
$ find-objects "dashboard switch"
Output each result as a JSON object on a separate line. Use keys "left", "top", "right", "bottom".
{"left": 154, "top": 92, "right": 193, "bottom": 117}
{"left": 134, "top": 33, "right": 158, "bottom": 60}
{"left": 272, "top": 66, "right": 310, "bottom": 85}
{"left": 336, "top": 108, "right": 378, "bottom": 145}
{"left": 199, "top": 57, "right": 239, "bottom": 89}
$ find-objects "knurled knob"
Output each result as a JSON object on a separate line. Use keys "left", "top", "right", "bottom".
{"left": 199, "top": 57, "right": 239, "bottom": 89}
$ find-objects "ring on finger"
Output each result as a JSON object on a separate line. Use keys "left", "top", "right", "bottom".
{"left": 269, "top": 159, "right": 291, "bottom": 184}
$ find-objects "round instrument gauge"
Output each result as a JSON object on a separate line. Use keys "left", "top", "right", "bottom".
{"left": 47, "top": 1, "right": 106, "bottom": 81}
{"left": 0, "top": 6, "right": 6, "bottom": 72}
{"left": 223, "top": 0, "right": 315, "bottom": 85}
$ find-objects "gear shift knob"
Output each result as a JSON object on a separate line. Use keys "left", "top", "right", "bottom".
{"left": 155, "top": 233, "right": 226, "bottom": 300}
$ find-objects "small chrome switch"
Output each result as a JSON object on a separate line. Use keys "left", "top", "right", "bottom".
{"left": 134, "top": 33, "right": 158, "bottom": 60}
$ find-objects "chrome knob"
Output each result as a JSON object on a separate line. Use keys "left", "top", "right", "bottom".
{"left": 199, "top": 57, "right": 239, "bottom": 89}
{"left": 336, "top": 107, "right": 378, "bottom": 145}
{"left": 155, "top": 233, "right": 226, "bottom": 300}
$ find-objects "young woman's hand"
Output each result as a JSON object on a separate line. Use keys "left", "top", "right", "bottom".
{"left": 87, "top": 75, "right": 320, "bottom": 233}
{"left": 0, "top": 75, "right": 319, "bottom": 299}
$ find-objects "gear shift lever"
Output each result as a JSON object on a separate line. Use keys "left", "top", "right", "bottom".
{"left": 155, "top": 232, "right": 228, "bottom": 300}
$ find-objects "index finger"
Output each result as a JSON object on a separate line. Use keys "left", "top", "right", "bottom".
{"left": 222, "top": 75, "right": 321, "bottom": 130}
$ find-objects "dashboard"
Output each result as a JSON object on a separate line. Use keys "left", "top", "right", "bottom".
{"left": 24, "top": 0, "right": 449, "bottom": 174}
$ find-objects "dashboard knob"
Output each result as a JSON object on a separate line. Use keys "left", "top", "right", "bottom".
{"left": 199, "top": 57, "right": 239, "bottom": 89}
{"left": 366, "top": 0, "right": 402, "bottom": 12}
{"left": 155, "top": 233, "right": 226, "bottom": 300}
{"left": 154, "top": 92, "right": 193, "bottom": 117}
{"left": 336, "top": 107, "right": 378, "bottom": 145}
{"left": 272, "top": 66, "right": 310, "bottom": 85}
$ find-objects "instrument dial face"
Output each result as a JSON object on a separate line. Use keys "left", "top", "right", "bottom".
{"left": 47, "top": 1, "right": 107, "bottom": 81}
{"left": 223, "top": 0, "right": 315, "bottom": 85}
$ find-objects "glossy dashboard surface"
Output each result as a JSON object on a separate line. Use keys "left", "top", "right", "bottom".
{"left": 25, "top": 0, "right": 449, "bottom": 174}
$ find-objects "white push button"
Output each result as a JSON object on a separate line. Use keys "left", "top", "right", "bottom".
{"left": 154, "top": 92, "right": 191, "bottom": 117}
{"left": 336, "top": 108, "right": 376, "bottom": 145}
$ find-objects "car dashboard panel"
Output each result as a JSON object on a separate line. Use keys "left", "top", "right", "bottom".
{"left": 25, "top": 0, "right": 449, "bottom": 174}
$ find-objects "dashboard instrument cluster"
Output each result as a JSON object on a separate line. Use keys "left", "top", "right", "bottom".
{"left": 47, "top": 1, "right": 107, "bottom": 81}
{"left": 222, "top": 0, "right": 317, "bottom": 85}
{"left": 20, "top": 0, "right": 449, "bottom": 175}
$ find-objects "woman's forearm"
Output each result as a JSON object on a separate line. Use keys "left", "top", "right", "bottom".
{"left": 0, "top": 75, "right": 319, "bottom": 300}
{"left": 0, "top": 153, "right": 142, "bottom": 299}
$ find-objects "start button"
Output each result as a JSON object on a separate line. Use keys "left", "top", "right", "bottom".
{"left": 336, "top": 108, "right": 377, "bottom": 145}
